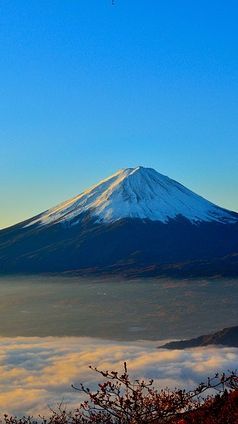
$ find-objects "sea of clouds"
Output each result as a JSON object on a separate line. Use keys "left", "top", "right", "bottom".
{"left": 0, "top": 337, "right": 237, "bottom": 417}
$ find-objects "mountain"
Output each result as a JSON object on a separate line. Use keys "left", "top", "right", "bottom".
{"left": 0, "top": 166, "right": 238, "bottom": 276}
{"left": 159, "top": 325, "right": 238, "bottom": 349}
{"left": 21, "top": 167, "right": 238, "bottom": 226}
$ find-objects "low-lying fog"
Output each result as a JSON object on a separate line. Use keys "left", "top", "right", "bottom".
{"left": 0, "top": 276, "right": 238, "bottom": 416}
{"left": 0, "top": 337, "right": 238, "bottom": 416}
{"left": 0, "top": 276, "right": 237, "bottom": 340}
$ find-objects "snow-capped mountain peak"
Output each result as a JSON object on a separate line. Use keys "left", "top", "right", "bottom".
{"left": 25, "top": 166, "right": 237, "bottom": 227}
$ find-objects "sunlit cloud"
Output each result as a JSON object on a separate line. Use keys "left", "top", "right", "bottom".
{"left": 0, "top": 337, "right": 237, "bottom": 417}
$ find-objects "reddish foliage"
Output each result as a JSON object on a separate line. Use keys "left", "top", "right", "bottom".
{"left": 1, "top": 363, "right": 238, "bottom": 423}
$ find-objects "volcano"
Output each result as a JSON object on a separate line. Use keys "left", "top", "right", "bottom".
{"left": 1, "top": 167, "right": 238, "bottom": 277}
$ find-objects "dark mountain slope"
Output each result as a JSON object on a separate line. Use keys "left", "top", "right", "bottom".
{"left": 0, "top": 215, "right": 238, "bottom": 275}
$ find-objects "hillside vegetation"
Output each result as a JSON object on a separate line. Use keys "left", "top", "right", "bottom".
{"left": 2, "top": 363, "right": 238, "bottom": 424}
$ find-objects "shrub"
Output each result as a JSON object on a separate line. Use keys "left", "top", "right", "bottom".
{"left": 2, "top": 363, "right": 238, "bottom": 424}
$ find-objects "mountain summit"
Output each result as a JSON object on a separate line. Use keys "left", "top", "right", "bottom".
{"left": 25, "top": 166, "right": 236, "bottom": 228}
{"left": 0, "top": 166, "right": 238, "bottom": 277}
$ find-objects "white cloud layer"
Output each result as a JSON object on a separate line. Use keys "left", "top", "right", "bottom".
{"left": 0, "top": 337, "right": 237, "bottom": 417}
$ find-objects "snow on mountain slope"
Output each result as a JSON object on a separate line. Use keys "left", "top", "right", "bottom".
{"left": 25, "top": 166, "right": 237, "bottom": 227}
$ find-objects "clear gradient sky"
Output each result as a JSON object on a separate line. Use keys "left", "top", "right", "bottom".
{"left": 0, "top": 0, "right": 238, "bottom": 228}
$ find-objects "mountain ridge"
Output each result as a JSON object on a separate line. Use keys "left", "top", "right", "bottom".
{"left": 159, "top": 325, "right": 238, "bottom": 349}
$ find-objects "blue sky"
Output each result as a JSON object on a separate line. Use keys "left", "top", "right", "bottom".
{"left": 0, "top": 0, "right": 238, "bottom": 228}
